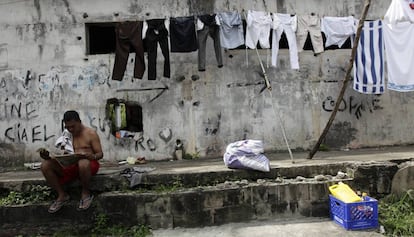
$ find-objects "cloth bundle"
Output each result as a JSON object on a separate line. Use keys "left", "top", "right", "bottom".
{"left": 54, "top": 129, "right": 74, "bottom": 154}
{"left": 223, "top": 140, "right": 270, "bottom": 172}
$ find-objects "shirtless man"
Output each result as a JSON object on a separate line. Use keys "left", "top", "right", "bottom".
{"left": 40, "top": 110, "right": 103, "bottom": 213}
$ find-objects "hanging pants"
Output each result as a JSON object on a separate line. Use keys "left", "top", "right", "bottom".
{"left": 296, "top": 15, "right": 324, "bottom": 54}
{"left": 197, "top": 15, "right": 223, "bottom": 71}
{"left": 112, "top": 21, "right": 145, "bottom": 80}
{"left": 272, "top": 14, "right": 299, "bottom": 69}
{"left": 146, "top": 19, "right": 170, "bottom": 80}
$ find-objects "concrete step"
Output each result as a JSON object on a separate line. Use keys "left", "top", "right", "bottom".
{"left": 0, "top": 147, "right": 413, "bottom": 235}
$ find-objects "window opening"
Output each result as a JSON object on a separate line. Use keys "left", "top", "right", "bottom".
{"left": 85, "top": 22, "right": 116, "bottom": 55}
{"left": 105, "top": 98, "right": 143, "bottom": 138}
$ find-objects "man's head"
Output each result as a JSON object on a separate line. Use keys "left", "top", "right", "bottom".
{"left": 63, "top": 110, "right": 82, "bottom": 135}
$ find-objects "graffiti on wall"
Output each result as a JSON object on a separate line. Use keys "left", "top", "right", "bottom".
{"left": 0, "top": 99, "right": 54, "bottom": 143}
{"left": 0, "top": 63, "right": 110, "bottom": 144}
{"left": 204, "top": 113, "right": 221, "bottom": 136}
{"left": 322, "top": 95, "right": 383, "bottom": 119}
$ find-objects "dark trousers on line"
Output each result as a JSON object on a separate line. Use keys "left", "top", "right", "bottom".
{"left": 146, "top": 19, "right": 170, "bottom": 80}
{"left": 197, "top": 24, "right": 223, "bottom": 71}
{"left": 169, "top": 16, "right": 198, "bottom": 53}
{"left": 112, "top": 21, "right": 145, "bottom": 80}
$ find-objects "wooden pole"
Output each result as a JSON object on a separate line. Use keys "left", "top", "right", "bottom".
{"left": 308, "top": 0, "right": 371, "bottom": 159}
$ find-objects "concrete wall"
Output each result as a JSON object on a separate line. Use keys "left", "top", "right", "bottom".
{"left": 0, "top": 0, "right": 411, "bottom": 165}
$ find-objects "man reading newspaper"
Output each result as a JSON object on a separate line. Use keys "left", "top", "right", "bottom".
{"left": 39, "top": 110, "right": 103, "bottom": 213}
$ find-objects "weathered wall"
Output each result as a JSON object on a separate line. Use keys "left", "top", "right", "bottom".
{"left": 0, "top": 0, "right": 411, "bottom": 165}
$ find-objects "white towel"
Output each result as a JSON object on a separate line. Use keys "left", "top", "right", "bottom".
{"left": 55, "top": 129, "right": 74, "bottom": 154}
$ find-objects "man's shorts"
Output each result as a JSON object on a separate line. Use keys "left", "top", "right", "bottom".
{"left": 59, "top": 160, "right": 100, "bottom": 184}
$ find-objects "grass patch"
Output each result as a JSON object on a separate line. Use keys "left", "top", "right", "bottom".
{"left": 0, "top": 185, "right": 52, "bottom": 206}
{"left": 51, "top": 213, "right": 153, "bottom": 237}
{"left": 91, "top": 213, "right": 152, "bottom": 237}
{"left": 379, "top": 189, "right": 414, "bottom": 237}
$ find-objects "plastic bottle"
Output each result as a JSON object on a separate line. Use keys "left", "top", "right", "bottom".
{"left": 329, "top": 182, "right": 363, "bottom": 203}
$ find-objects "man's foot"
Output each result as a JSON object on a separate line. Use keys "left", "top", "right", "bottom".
{"left": 48, "top": 195, "right": 70, "bottom": 213}
{"left": 77, "top": 195, "right": 94, "bottom": 211}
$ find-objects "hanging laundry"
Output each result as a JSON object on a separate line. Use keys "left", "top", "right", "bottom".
{"left": 245, "top": 10, "right": 272, "bottom": 49}
{"left": 321, "top": 16, "right": 357, "bottom": 48}
{"left": 145, "top": 19, "right": 170, "bottom": 80}
{"left": 353, "top": 20, "right": 385, "bottom": 94}
{"left": 384, "top": 0, "right": 414, "bottom": 92}
{"left": 112, "top": 21, "right": 145, "bottom": 81}
{"left": 296, "top": 14, "right": 324, "bottom": 54}
{"left": 384, "top": 0, "right": 414, "bottom": 24}
{"left": 197, "top": 14, "right": 223, "bottom": 71}
{"left": 169, "top": 16, "right": 198, "bottom": 52}
{"left": 271, "top": 13, "right": 299, "bottom": 69}
{"left": 217, "top": 11, "right": 245, "bottom": 49}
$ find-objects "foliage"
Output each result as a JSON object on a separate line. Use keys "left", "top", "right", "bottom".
{"left": 318, "top": 144, "right": 330, "bottom": 151}
{"left": 183, "top": 151, "right": 200, "bottom": 160}
{"left": 379, "top": 189, "right": 414, "bottom": 237}
{"left": 90, "top": 213, "right": 152, "bottom": 237}
{"left": 153, "top": 177, "right": 183, "bottom": 193}
{"left": 0, "top": 185, "right": 52, "bottom": 206}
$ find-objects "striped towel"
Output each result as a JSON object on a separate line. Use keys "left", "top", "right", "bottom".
{"left": 353, "top": 20, "right": 385, "bottom": 94}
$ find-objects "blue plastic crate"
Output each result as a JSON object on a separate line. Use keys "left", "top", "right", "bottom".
{"left": 329, "top": 194, "right": 378, "bottom": 230}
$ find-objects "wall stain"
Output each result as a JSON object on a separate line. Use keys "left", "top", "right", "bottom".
{"left": 38, "top": 45, "right": 43, "bottom": 58}
{"left": 61, "top": 0, "right": 76, "bottom": 23}
{"left": 324, "top": 121, "right": 357, "bottom": 148}
{"left": 261, "top": 0, "right": 268, "bottom": 11}
{"left": 33, "top": 22, "right": 46, "bottom": 42}
{"left": 188, "top": 0, "right": 215, "bottom": 15}
{"left": 33, "top": 0, "right": 41, "bottom": 21}
{"left": 129, "top": 0, "right": 143, "bottom": 14}
{"left": 276, "top": 0, "right": 286, "bottom": 13}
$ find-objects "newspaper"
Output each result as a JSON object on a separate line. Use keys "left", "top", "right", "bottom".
{"left": 51, "top": 153, "right": 80, "bottom": 167}
{"left": 37, "top": 147, "right": 79, "bottom": 167}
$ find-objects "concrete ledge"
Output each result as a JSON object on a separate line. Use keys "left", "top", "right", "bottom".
{"left": 0, "top": 149, "right": 413, "bottom": 233}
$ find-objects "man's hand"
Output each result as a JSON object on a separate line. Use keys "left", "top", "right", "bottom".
{"left": 37, "top": 148, "right": 51, "bottom": 160}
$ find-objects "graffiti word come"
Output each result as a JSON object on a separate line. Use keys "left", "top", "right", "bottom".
{"left": 322, "top": 95, "right": 382, "bottom": 119}
{"left": 4, "top": 123, "right": 54, "bottom": 143}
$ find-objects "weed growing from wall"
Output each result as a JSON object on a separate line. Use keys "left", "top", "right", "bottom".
{"left": 379, "top": 189, "right": 414, "bottom": 236}
{"left": 90, "top": 213, "right": 152, "bottom": 237}
{"left": 0, "top": 185, "right": 52, "bottom": 206}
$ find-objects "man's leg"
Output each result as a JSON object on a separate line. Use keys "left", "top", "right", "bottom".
{"left": 78, "top": 159, "right": 99, "bottom": 210}
{"left": 78, "top": 159, "right": 92, "bottom": 199}
{"left": 41, "top": 159, "right": 67, "bottom": 201}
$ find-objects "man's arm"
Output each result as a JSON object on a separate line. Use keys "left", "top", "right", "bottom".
{"left": 90, "top": 129, "right": 103, "bottom": 160}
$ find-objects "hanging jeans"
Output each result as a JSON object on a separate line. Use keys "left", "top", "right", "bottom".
{"left": 170, "top": 16, "right": 198, "bottom": 52}
{"left": 112, "top": 21, "right": 145, "bottom": 80}
{"left": 296, "top": 15, "right": 324, "bottom": 54}
{"left": 197, "top": 14, "right": 223, "bottom": 71}
{"left": 145, "top": 19, "right": 170, "bottom": 80}
{"left": 272, "top": 13, "right": 299, "bottom": 69}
